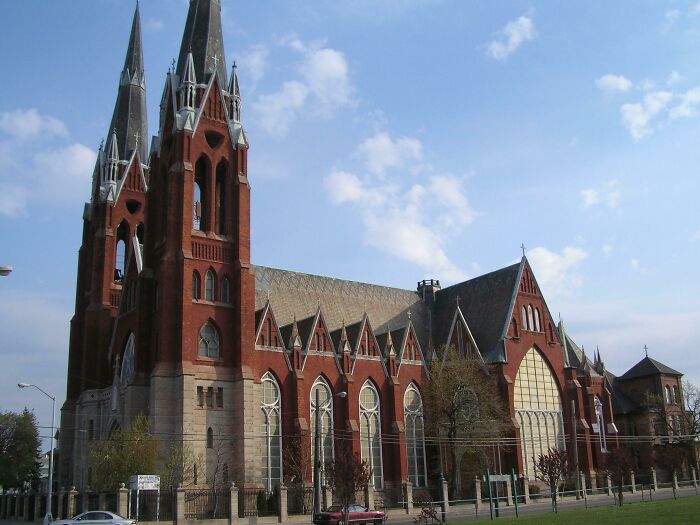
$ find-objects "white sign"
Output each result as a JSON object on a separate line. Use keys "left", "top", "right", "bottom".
{"left": 129, "top": 474, "right": 160, "bottom": 491}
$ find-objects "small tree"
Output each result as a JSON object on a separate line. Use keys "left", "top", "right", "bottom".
{"left": 680, "top": 381, "right": 700, "bottom": 472}
{"left": 534, "top": 448, "right": 568, "bottom": 513}
{"left": 603, "top": 447, "right": 633, "bottom": 507}
{"left": 656, "top": 445, "right": 686, "bottom": 499}
{"left": 425, "top": 350, "right": 509, "bottom": 497}
{"left": 283, "top": 435, "right": 311, "bottom": 486}
{"left": 89, "top": 415, "right": 159, "bottom": 491}
{"left": 324, "top": 448, "right": 371, "bottom": 525}
{"left": 0, "top": 410, "right": 41, "bottom": 490}
{"left": 160, "top": 443, "right": 201, "bottom": 489}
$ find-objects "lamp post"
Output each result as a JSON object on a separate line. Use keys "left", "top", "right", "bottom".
{"left": 18, "top": 383, "right": 55, "bottom": 520}
{"left": 0, "top": 265, "right": 12, "bottom": 276}
{"left": 313, "top": 388, "right": 347, "bottom": 515}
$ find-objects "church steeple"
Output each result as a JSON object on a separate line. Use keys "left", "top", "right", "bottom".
{"left": 107, "top": 2, "right": 148, "bottom": 162}
{"left": 229, "top": 62, "right": 241, "bottom": 123}
{"left": 176, "top": 0, "right": 228, "bottom": 87}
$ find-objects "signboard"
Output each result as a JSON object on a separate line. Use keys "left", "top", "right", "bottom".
{"left": 483, "top": 474, "right": 510, "bottom": 482}
{"left": 129, "top": 474, "right": 160, "bottom": 491}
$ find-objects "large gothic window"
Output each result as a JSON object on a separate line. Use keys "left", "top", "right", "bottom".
{"left": 514, "top": 348, "right": 565, "bottom": 478}
{"left": 221, "top": 276, "right": 231, "bottom": 304}
{"left": 360, "top": 381, "right": 383, "bottom": 488}
{"left": 404, "top": 384, "right": 427, "bottom": 487}
{"left": 115, "top": 221, "right": 129, "bottom": 281}
{"left": 194, "top": 157, "right": 209, "bottom": 231}
{"left": 261, "top": 373, "right": 282, "bottom": 491}
{"left": 594, "top": 396, "right": 607, "bottom": 452}
{"left": 310, "top": 378, "right": 334, "bottom": 485}
{"left": 198, "top": 321, "right": 220, "bottom": 358}
{"left": 215, "top": 161, "right": 227, "bottom": 235}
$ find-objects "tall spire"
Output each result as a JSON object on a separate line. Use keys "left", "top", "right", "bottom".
{"left": 229, "top": 61, "right": 241, "bottom": 123}
{"left": 107, "top": 2, "right": 148, "bottom": 161}
{"left": 176, "top": 0, "right": 228, "bottom": 87}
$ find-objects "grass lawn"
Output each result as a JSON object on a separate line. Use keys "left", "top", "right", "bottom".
{"left": 453, "top": 495, "right": 700, "bottom": 524}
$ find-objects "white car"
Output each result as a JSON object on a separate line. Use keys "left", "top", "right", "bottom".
{"left": 53, "top": 511, "right": 136, "bottom": 525}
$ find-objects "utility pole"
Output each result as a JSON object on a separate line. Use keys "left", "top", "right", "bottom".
{"left": 571, "top": 399, "right": 580, "bottom": 500}
{"left": 313, "top": 387, "right": 321, "bottom": 515}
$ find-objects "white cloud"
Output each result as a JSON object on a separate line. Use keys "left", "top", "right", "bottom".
{"left": 356, "top": 132, "right": 423, "bottom": 176}
{"left": 620, "top": 90, "right": 673, "bottom": 141}
{"left": 324, "top": 135, "right": 475, "bottom": 281}
{"left": 695, "top": 226, "right": 700, "bottom": 239}
{"left": 527, "top": 246, "right": 588, "bottom": 297}
{"left": 485, "top": 11, "right": 537, "bottom": 61}
{"left": 631, "top": 258, "right": 640, "bottom": 270}
{"left": 669, "top": 86, "right": 700, "bottom": 120}
{"left": 0, "top": 108, "right": 67, "bottom": 141}
{"left": 253, "top": 39, "right": 353, "bottom": 136}
{"left": 252, "top": 81, "right": 309, "bottom": 136}
{"left": 580, "top": 189, "right": 600, "bottom": 208}
{"left": 595, "top": 74, "right": 632, "bottom": 93}
{"left": 667, "top": 70, "right": 682, "bottom": 86}
{"left": 238, "top": 44, "right": 268, "bottom": 85}
{"left": 33, "top": 143, "right": 95, "bottom": 202}
{"left": 663, "top": 9, "right": 681, "bottom": 31}
{"left": 145, "top": 18, "right": 164, "bottom": 32}
{"left": 602, "top": 244, "right": 613, "bottom": 255}
{"left": 0, "top": 185, "right": 28, "bottom": 216}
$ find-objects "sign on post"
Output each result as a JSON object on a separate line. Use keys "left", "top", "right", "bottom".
{"left": 128, "top": 475, "right": 161, "bottom": 522}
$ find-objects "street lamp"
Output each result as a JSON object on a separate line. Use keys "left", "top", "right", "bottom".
{"left": 0, "top": 265, "right": 12, "bottom": 276}
{"left": 313, "top": 388, "right": 347, "bottom": 515}
{"left": 18, "top": 383, "right": 55, "bottom": 520}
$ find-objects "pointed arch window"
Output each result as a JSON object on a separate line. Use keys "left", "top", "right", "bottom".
{"left": 527, "top": 305, "right": 534, "bottom": 333}
{"left": 205, "top": 270, "right": 215, "bottom": 301}
{"left": 261, "top": 373, "right": 282, "bottom": 491}
{"left": 194, "top": 157, "right": 209, "bottom": 231}
{"left": 216, "top": 161, "right": 227, "bottom": 235}
{"left": 360, "top": 381, "right": 383, "bottom": 488}
{"left": 521, "top": 306, "right": 528, "bottom": 331}
{"left": 673, "top": 385, "right": 680, "bottom": 405}
{"left": 115, "top": 222, "right": 129, "bottom": 281}
{"left": 207, "top": 427, "right": 214, "bottom": 449}
{"left": 198, "top": 321, "right": 220, "bottom": 358}
{"left": 310, "top": 378, "right": 334, "bottom": 485}
{"left": 404, "top": 384, "right": 427, "bottom": 487}
{"left": 192, "top": 271, "right": 201, "bottom": 300}
{"left": 221, "top": 276, "right": 230, "bottom": 303}
{"left": 594, "top": 396, "right": 608, "bottom": 452}
{"left": 534, "top": 308, "right": 541, "bottom": 332}
{"left": 511, "top": 317, "right": 519, "bottom": 338}
{"left": 665, "top": 385, "right": 673, "bottom": 404}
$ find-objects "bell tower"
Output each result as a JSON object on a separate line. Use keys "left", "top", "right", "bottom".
{"left": 146, "top": 0, "right": 256, "bottom": 484}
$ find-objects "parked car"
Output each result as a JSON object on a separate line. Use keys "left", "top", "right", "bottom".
{"left": 313, "top": 504, "right": 387, "bottom": 525}
{"left": 53, "top": 511, "right": 136, "bottom": 525}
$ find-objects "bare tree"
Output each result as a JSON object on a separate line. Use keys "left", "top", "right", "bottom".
{"left": 656, "top": 446, "right": 686, "bottom": 499}
{"left": 425, "top": 349, "right": 509, "bottom": 497}
{"left": 283, "top": 435, "right": 311, "bottom": 486}
{"left": 324, "top": 447, "right": 371, "bottom": 525}
{"left": 602, "top": 447, "right": 633, "bottom": 507}
{"left": 160, "top": 443, "right": 201, "bottom": 489}
{"left": 534, "top": 448, "right": 568, "bottom": 513}
{"left": 681, "top": 381, "right": 700, "bottom": 472}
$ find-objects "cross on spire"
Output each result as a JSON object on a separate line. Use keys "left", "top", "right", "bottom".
{"left": 644, "top": 344, "right": 648, "bottom": 357}
{"left": 212, "top": 54, "right": 219, "bottom": 70}
{"left": 134, "top": 131, "right": 141, "bottom": 147}
{"left": 521, "top": 243, "right": 527, "bottom": 257}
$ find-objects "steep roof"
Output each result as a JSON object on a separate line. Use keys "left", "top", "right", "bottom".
{"left": 619, "top": 356, "right": 683, "bottom": 380}
{"left": 107, "top": 2, "right": 148, "bottom": 161}
{"left": 563, "top": 333, "right": 602, "bottom": 377}
{"left": 253, "top": 266, "right": 428, "bottom": 351}
{"left": 432, "top": 262, "right": 521, "bottom": 362}
{"left": 176, "top": 0, "right": 228, "bottom": 87}
{"left": 605, "top": 371, "right": 641, "bottom": 415}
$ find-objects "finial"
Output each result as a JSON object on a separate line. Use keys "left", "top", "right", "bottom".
{"left": 521, "top": 243, "right": 526, "bottom": 257}
{"left": 212, "top": 54, "right": 219, "bottom": 69}
{"left": 407, "top": 310, "right": 412, "bottom": 320}
{"left": 455, "top": 296, "right": 460, "bottom": 307}
{"left": 266, "top": 289, "right": 270, "bottom": 301}
{"left": 99, "top": 138, "right": 104, "bottom": 151}
{"left": 134, "top": 131, "right": 141, "bottom": 147}
{"left": 171, "top": 58, "right": 176, "bottom": 72}
{"left": 644, "top": 344, "right": 648, "bottom": 357}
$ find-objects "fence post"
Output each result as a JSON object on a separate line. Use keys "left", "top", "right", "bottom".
{"left": 672, "top": 471, "right": 679, "bottom": 492}
{"left": 402, "top": 480, "right": 413, "bottom": 514}
{"left": 68, "top": 487, "right": 78, "bottom": 518}
{"left": 606, "top": 475, "right": 612, "bottom": 496}
{"left": 229, "top": 483, "right": 238, "bottom": 525}
{"left": 579, "top": 472, "right": 587, "bottom": 498}
{"left": 474, "top": 476, "right": 482, "bottom": 511}
{"left": 98, "top": 492, "right": 106, "bottom": 511}
{"left": 323, "top": 485, "right": 332, "bottom": 511}
{"left": 504, "top": 480, "right": 512, "bottom": 507}
{"left": 34, "top": 493, "right": 42, "bottom": 522}
{"left": 629, "top": 471, "right": 636, "bottom": 494}
{"left": 12, "top": 495, "right": 19, "bottom": 519}
{"left": 650, "top": 468, "right": 658, "bottom": 491}
{"left": 175, "top": 486, "right": 185, "bottom": 525}
{"left": 364, "top": 482, "right": 375, "bottom": 511}
{"left": 21, "top": 493, "right": 28, "bottom": 521}
{"left": 691, "top": 466, "right": 697, "bottom": 489}
{"left": 57, "top": 488, "right": 65, "bottom": 519}
{"left": 521, "top": 477, "right": 530, "bottom": 504}
{"left": 277, "top": 485, "right": 288, "bottom": 523}
{"left": 440, "top": 476, "right": 450, "bottom": 511}
{"left": 116, "top": 484, "right": 128, "bottom": 519}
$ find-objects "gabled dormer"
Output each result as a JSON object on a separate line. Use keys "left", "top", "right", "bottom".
{"left": 255, "top": 300, "right": 284, "bottom": 350}
{"left": 444, "top": 306, "right": 482, "bottom": 362}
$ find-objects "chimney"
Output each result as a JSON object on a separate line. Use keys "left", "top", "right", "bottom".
{"left": 417, "top": 279, "right": 441, "bottom": 306}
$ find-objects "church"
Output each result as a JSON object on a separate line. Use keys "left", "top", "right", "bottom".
{"left": 59, "top": 0, "right": 685, "bottom": 500}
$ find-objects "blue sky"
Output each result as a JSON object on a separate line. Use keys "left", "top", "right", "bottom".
{"left": 1, "top": 0, "right": 700, "bottom": 446}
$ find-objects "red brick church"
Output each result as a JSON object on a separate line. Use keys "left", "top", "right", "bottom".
{"left": 59, "top": 0, "right": 685, "bottom": 499}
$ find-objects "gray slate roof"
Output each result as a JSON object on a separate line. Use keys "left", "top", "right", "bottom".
{"left": 604, "top": 371, "right": 641, "bottom": 415}
{"left": 618, "top": 356, "right": 683, "bottom": 380}
{"left": 254, "top": 266, "right": 428, "bottom": 351}
{"left": 176, "top": 0, "right": 228, "bottom": 87}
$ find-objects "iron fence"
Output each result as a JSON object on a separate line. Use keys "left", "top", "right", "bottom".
{"left": 238, "top": 488, "right": 278, "bottom": 517}
{"left": 287, "top": 486, "right": 313, "bottom": 515}
{"left": 185, "top": 489, "right": 230, "bottom": 520}
{"left": 105, "top": 493, "right": 117, "bottom": 513}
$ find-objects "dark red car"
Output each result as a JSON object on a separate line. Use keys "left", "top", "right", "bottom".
{"left": 313, "top": 505, "right": 387, "bottom": 525}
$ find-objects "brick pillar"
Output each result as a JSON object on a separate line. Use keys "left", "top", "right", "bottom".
{"left": 323, "top": 486, "right": 332, "bottom": 510}
{"left": 691, "top": 467, "right": 697, "bottom": 489}
{"left": 521, "top": 477, "right": 530, "bottom": 504}
{"left": 229, "top": 483, "right": 239, "bottom": 525}
{"left": 606, "top": 475, "right": 612, "bottom": 496}
{"left": 672, "top": 471, "right": 679, "bottom": 492}
{"left": 402, "top": 481, "right": 413, "bottom": 513}
{"left": 473, "top": 477, "right": 481, "bottom": 510}
{"left": 440, "top": 478, "right": 449, "bottom": 510}
{"left": 505, "top": 480, "right": 512, "bottom": 506}
{"left": 364, "top": 483, "right": 375, "bottom": 510}
{"left": 278, "top": 485, "right": 288, "bottom": 523}
{"left": 651, "top": 468, "right": 658, "bottom": 491}
{"left": 57, "top": 489, "right": 65, "bottom": 519}
{"left": 67, "top": 487, "right": 78, "bottom": 518}
{"left": 98, "top": 493, "right": 106, "bottom": 511}
{"left": 176, "top": 486, "right": 185, "bottom": 525}
{"left": 580, "top": 472, "right": 587, "bottom": 497}
{"left": 116, "top": 484, "right": 128, "bottom": 519}
{"left": 588, "top": 471, "right": 597, "bottom": 490}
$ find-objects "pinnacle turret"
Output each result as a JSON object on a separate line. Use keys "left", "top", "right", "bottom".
{"left": 176, "top": 0, "right": 228, "bottom": 87}
{"left": 229, "top": 62, "right": 241, "bottom": 123}
{"left": 106, "top": 2, "right": 148, "bottom": 162}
